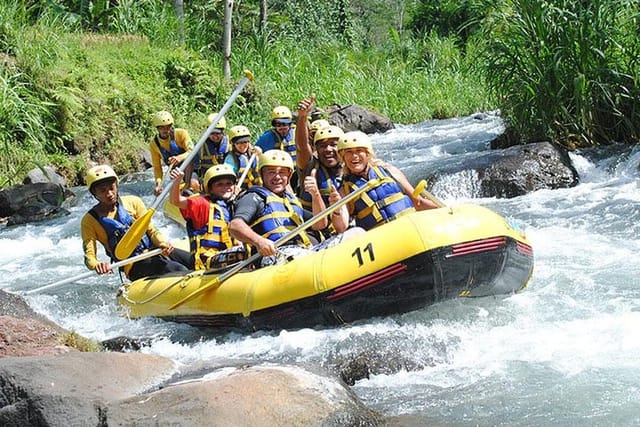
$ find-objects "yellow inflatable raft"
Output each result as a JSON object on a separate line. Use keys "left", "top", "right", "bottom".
{"left": 117, "top": 204, "right": 534, "bottom": 332}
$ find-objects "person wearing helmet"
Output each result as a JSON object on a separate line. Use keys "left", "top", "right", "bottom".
{"left": 169, "top": 164, "right": 245, "bottom": 270}
{"left": 223, "top": 124, "right": 262, "bottom": 192}
{"left": 330, "top": 131, "right": 438, "bottom": 232}
{"left": 294, "top": 95, "right": 344, "bottom": 216}
{"left": 193, "top": 112, "right": 230, "bottom": 182}
{"left": 255, "top": 106, "right": 296, "bottom": 156}
{"left": 150, "top": 110, "right": 197, "bottom": 196}
{"left": 229, "top": 150, "right": 328, "bottom": 267}
{"left": 81, "top": 164, "right": 191, "bottom": 281}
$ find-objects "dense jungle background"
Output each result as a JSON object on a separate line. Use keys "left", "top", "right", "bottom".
{"left": 1, "top": 0, "right": 639, "bottom": 186}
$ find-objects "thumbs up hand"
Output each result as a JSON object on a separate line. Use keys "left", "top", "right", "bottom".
{"left": 304, "top": 169, "right": 320, "bottom": 198}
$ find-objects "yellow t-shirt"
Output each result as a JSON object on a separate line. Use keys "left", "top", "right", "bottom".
{"left": 149, "top": 128, "right": 193, "bottom": 184}
{"left": 81, "top": 195, "right": 166, "bottom": 275}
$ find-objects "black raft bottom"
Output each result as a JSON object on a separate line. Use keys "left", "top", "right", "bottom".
{"left": 165, "top": 236, "right": 534, "bottom": 333}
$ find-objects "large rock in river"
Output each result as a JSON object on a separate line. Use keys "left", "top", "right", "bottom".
{"left": 0, "top": 353, "right": 383, "bottom": 426}
{"left": 0, "top": 183, "right": 70, "bottom": 226}
{"left": 426, "top": 141, "right": 579, "bottom": 198}
{"left": 326, "top": 104, "right": 394, "bottom": 134}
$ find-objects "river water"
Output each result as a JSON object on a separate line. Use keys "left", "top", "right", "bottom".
{"left": 2, "top": 112, "right": 639, "bottom": 425}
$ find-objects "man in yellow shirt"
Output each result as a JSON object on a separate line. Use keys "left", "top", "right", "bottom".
{"left": 81, "top": 164, "right": 191, "bottom": 280}
{"left": 149, "top": 110, "right": 198, "bottom": 195}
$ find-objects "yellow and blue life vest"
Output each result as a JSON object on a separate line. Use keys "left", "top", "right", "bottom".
{"left": 273, "top": 128, "right": 297, "bottom": 161}
{"left": 297, "top": 160, "right": 342, "bottom": 210}
{"left": 155, "top": 131, "right": 185, "bottom": 165}
{"left": 247, "top": 187, "right": 311, "bottom": 247}
{"left": 89, "top": 200, "right": 151, "bottom": 261}
{"left": 343, "top": 165, "right": 415, "bottom": 231}
{"left": 227, "top": 152, "right": 261, "bottom": 189}
{"left": 197, "top": 137, "right": 229, "bottom": 176}
{"left": 186, "top": 198, "right": 234, "bottom": 270}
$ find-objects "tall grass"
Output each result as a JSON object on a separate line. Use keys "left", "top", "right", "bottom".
{"left": 482, "top": 0, "right": 640, "bottom": 147}
{"left": 0, "top": 0, "right": 489, "bottom": 186}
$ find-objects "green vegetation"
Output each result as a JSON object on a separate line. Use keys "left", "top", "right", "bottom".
{"left": 482, "top": 0, "right": 640, "bottom": 148}
{"left": 1, "top": 0, "right": 639, "bottom": 186}
{"left": 60, "top": 330, "right": 101, "bottom": 352}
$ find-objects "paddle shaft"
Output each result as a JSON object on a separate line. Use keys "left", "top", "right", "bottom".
{"left": 25, "top": 248, "right": 163, "bottom": 295}
{"left": 151, "top": 70, "right": 254, "bottom": 212}
{"left": 114, "top": 70, "right": 254, "bottom": 260}
{"left": 168, "top": 179, "right": 379, "bottom": 309}
{"left": 235, "top": 152, "right": 257, "bottom": 191}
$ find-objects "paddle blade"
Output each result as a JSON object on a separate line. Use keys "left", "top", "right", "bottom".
{"left": 114, "top": 208, "right": 155, "bottom": 260}
{"left": 169, "top": 277, "right": 221, "bottom": 310}
{"left": 413, "top": 179, "right": 427, "bottom": 199}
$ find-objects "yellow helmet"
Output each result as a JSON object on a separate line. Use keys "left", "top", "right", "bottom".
{"left": 271, "top": 106, "right": 292, "bottom": 124}
{"left": 310, "top": 119, "right": 330, "bottom": 132}
{"left": 207, "top": 112, "right": 227, "bottom": 130}
{"left": 152, "top": 110, "right": 174, "bottom": 127}
{"left": 258, "top": 150, "right": 294, "bottom": 173}
{"left": 338, "top": 131, "right": 374, "bottom": 154}
{"left": 229, "top": 125, "right": 251, "bottom": 143}
{"left": 86, "top": 164, "right": 118, "bottom": 192}
{"left": 314, "top": 125, "right": 344, "bottom": 145}
{"left": 203, "top": 164, "right": 237, "bottom": 189}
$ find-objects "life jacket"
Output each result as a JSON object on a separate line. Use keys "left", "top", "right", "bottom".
{"left": 297, "top": 160, "right": 342, "bottom": 209}
{"left": 271, "top": 128, "right": 297, "bottom": 161}
{"left": 89, "top": 199, "right": 151, "bottom": 262}
{"left": 186, "top": 198, "right": 235, "bottom": 270}
{"left": 155, "top": 130, "right": 185, "bottom": 166}
{"left": 342, "top": 165, "right": 415, "bottom": 231}
{"left": 247, "top": 187, "right": 312, "bottom": 247}
{"left": 228, "top": 151, "right": 261, "bottom": 189}
{"left": 197, "top": 136, "right": 229, "bottom": 175}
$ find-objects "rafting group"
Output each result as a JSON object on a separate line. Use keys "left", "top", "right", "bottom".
{"left": 81, "top": 93, "right": 441, "bottom": 283}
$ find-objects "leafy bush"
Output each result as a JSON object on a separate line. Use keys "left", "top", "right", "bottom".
{"left": 482, "top": 0, "right": 640, "bottom": 147}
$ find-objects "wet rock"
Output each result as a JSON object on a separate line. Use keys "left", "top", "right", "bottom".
{"left": 479, "top": 141, "right": 579, "bottom": 197}
{"left": 111, "top": 365, "right": 383, "bottom": 427}
{"left": 22, "top": 166, "right": 67, "bottom": 187}
{"left": 0, "top": 354, "right": 383, "bottom": 427}
{"left": 0, "top": 290, "right": 80, "bottom": 358}
{"left": 0, "top": 290, "right": 384, "bottom": 426}
{"left": 338, "top": 352, "right": 425, "bottom": 386}
{"left": 327, "top": 104, "right": 394, "bottom": 134}
{"left": 427, "top": 141, "right": 579, "bottom": 198}
{"left": 0, "top": 352, "right": 177, "bottom": 426}
{"left": 100, "top": 335, "right": 153, "bottom": 352}
{"left": 0, "top": 182, "right": 70, "bottom": 226}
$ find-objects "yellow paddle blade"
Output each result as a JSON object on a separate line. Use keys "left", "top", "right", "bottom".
{"left": 114, "top": 207, "right": 156, "bottom": 260}
{"left": 413, "top": 179, "right": 447, "bottom": 209}
{"left": 413, "top": 179, "right": 427, "bottom": 199}
{"left": 169, "top": 277, "right": 221, "bottom": 310}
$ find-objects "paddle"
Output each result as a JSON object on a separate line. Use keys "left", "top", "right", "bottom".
{"left": 413, "top": 179, "right": 447, "bottom": 208}
{"left": 24, "top": 248, "right": 163, "bottom": 295}
{"left": 114, "top": 70, "right": 255, "bottom": 260}
{"left": 234, "top": 152, "right": 258, "bottom": 194}
{"left": 168, "top": 179, "right": 380, "bottom": 310}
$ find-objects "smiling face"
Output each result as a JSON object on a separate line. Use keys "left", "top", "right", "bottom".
{"left": 233, "top": 139, "right": 250, "bottom": 154}
{"left": 273, "top": 121, "right": 291, "bottom": 137}
{"left": 261, "top": 166, "right": 291, "bottom": 194}
{"left": 208, "top": 129, "right": 224, "bottom": 143}
{"left": 316, "top": 137, "right": 341, "bottom": 169}
{"left": 208, "top": 177, "right": 236, "bottom": 200}
{"left": 341, "top": 147, "right": 370, "bottom": 176}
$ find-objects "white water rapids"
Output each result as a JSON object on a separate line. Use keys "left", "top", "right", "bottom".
{"left": 2, "top": 112, "right": 639, "bottom": 425}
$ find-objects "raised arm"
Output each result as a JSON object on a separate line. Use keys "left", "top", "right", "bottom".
{"left": 295, "top": 95, "right": 316, "bottom": 170}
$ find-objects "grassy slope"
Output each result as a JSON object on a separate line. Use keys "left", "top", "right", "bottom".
{"left": 2, "top": 30, "right": 492, "bottom": 186}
